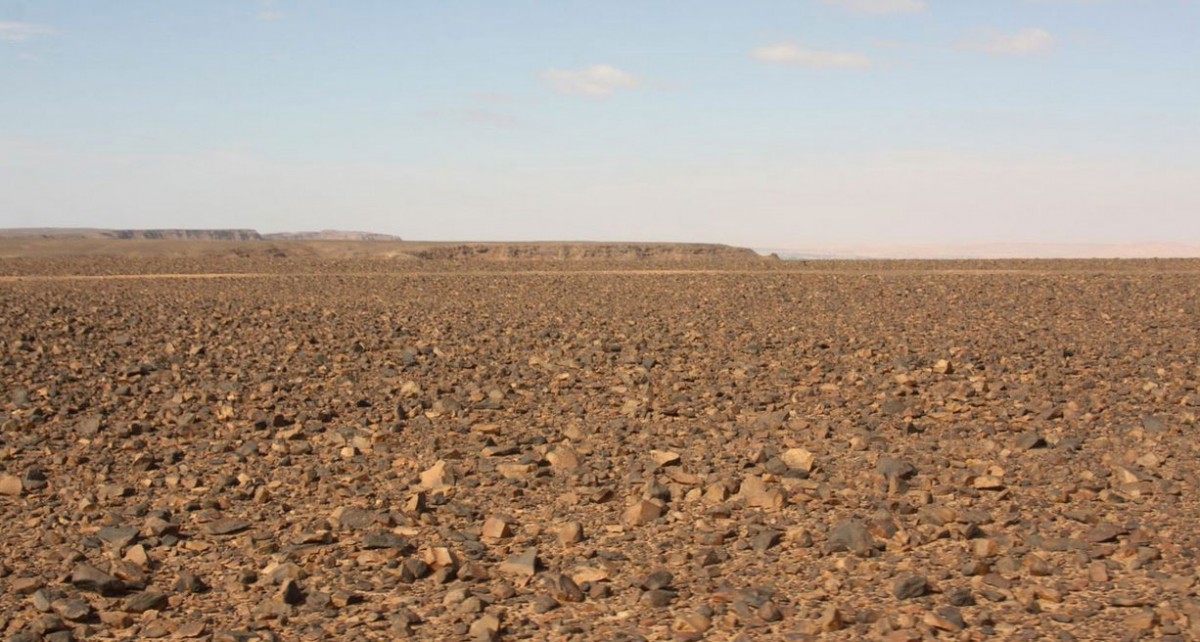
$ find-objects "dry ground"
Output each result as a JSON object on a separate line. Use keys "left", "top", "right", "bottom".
{"left": 2, "top": 253, "right": 1199, "bottom": 641}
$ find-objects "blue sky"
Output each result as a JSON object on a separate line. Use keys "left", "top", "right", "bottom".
{"left": 2, "top": 0, "right": 1198, "bottom": 247}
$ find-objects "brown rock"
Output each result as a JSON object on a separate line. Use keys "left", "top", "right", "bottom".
{"left": 0, "top": 474, "right": 22, "bottom": 496}
{"left": 481, "top": 517, "right": 513, "bottom": 539}
{"left": 780, "top": 448, "right": 815, "bottom": 472}
{"left": 624, "top": 498, "right": 665, "bottom": 525}
{"left": 556, "top": 521, "right": 584, "bottom": 545}
{"left": 547, "top": 446, "right": 581, "bottom": 470}
{"left": 498, "top": 547, "right": 538, "bottom": 577}
{"left": 419, "top": 460, "right": 456, "bottom": 489}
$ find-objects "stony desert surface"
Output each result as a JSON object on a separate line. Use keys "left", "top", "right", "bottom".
{"left": 2, "top": 247, "right": 1200, "bottom": 641}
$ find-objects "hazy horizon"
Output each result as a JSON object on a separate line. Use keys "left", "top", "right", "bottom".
{"left": 2, "top": 1, "right": 1198, "bottom": 249}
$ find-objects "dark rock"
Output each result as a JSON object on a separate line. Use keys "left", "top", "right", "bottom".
{"left": 124, "top": 590, "right": 168, "bottom": 613}
{"left": 826, "top": 520, "right": 876, "bottom": 557}
{"left": 70, "top": 564, "right": 124, "bottom": 595}
{"left": 202, "top": 518, "right": 251, "bottom": 536}
{"left": 893, "top": 574, "right": 928, "bottom": 600}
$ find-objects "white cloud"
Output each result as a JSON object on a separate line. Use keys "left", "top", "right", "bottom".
{"left": 962, "top": 28, "right": 1055, "bottom": 55}
{"left": 0, "top": 21, "right": 54, "bottom": 42}
{"left": 821, "top": 0, "right": 927, "bottom": 15}
{"left": 752, "top": 43, "right": 872, "bottom": 69}
{"left": 540, "top": 65, "right": 641, "bottom": 98}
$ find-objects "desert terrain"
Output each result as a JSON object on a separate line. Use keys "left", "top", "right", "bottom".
{"left": 2, "top": 240, "right": 1199, "bottom": 641}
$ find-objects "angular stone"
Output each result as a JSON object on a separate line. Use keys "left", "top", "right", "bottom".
{"left": 640, "top": 589, "right": 676, "bottom": 607}
{"left": 650, "top": 450, "right": 681, "bottom": 467}
{"left": 279, "top": 579, "right": 304, "bottom": 605}
{"left": 741, "top": 476, "right": 785, "bottom": 510}
{"left": 0, "top": 474, "right": 23, "bottom": 496}
{"left": 1085, "top": 523, "right": 1123, "bottom": 544}
{"left": 124, "top": 590, "right": 168, "bottom": 613}
{"left": 545, "top": 572, "right": 584, "bottom": 603}
{"left": 815, "top": 605, "right": 845, "bottom": 632}
{"left": 892, "top": 574, "right": 928, "bottom": 600}
{"left": 469, "top": 613, "right": 501, "bottom": 642}
{"left": 97, "top": 526, "right": 139, "bottom": 548}
{"left": 556, "top": 521, "right": 584, "bottom": 545}
{"left": 498, "top": 547, "right": 538, "bottom": 577}
{"left": 481, "top": 517, "right": 513, "bottom": 539}
{"left": 826, "top": 519, "right": 876, "bottom": 557}
{"left": 362, "top": 531, "right": 411, "bottom": 550}
{"left": 673, "top": 611, "right": 712, "bottom": 634}
{"left": 419, "top": 460, "right": 455, "bottom": 490}
{"left": 973, "top": 475, "right": 1004, "bottom": 490}
{"left": 623, "top": 498, "right": 664, "bottom": 525}
{"left": 202, "top": 518, "right": 251, "bottom": 536}
{"left": 876, "top": 457, "right": 916, "bottom": 480}
{"left": 546, "top": 446, "right": 580, "bottom": 471}
{"left": 1015, "top": 432, "right": 1046, "bottom": 450}
{"left": 71, "top": 564, "right": 124, "bottom": 595}
{"left": 925, "top": 607, "right": 965, "bottom": 632}
{"left": 780, "top": 448, "right": 815, "bottom": 472}
{"left": 50, "top": 598, "right": 92, "bottom": 621}
{"left": 496, "top": 462, "right": 535, "bottom": 479}
{"left": 641, "top": 569, "right": 674, "bottom": 590}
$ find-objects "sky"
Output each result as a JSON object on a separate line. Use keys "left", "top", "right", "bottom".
{"left": 1, "top": 0, "right": 1199, "bottom": 248}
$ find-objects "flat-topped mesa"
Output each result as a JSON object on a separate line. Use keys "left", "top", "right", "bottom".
{"left": 262, "top": 230, "right": 403, "bottom": 241}
{"left": 0, "top": 228, "right": 264, "bottom": 241}
{"left": 106, "top": 229, "right": 264, "bottom": 241}
{"left": 410, "top": 242, "right": 764, "bottom": 262}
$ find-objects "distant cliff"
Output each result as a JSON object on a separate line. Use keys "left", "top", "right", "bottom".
{"left": 111, "top": 229, "right": 264, "bottom": 241}
{"left": 408, "top": 242, "right": 764, "bottom": 262}
{"left": 0, "top": 230, "right": 770, "bottom": 263}
{"left": 0, "top": 228, "right": 406, "bottom": 242}
{"left": 262, "top": 230, "right": 403, "bottom": 241}
{"left": 0, "top": 228, "right": 263, "bottom": 241}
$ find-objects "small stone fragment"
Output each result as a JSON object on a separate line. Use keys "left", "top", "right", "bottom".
{"left": 556, "top": 521, "right": 584, "bottom": 545}
{"left": 279, "top": 579, "right": 304, "bottom": 605}
{"left": 124, "top": 590, "right": 168, "bottom": 613}
{"left": 925, "top": 606, "right": 965, "bottom": 632}
{"left": 50, "top": 598, "right": 92, "bottom": 621}
{"left": 651, "top": 450, "right": 682, "bottom": 467}
{"left": 202, "top": 518, "right": 251, "bottom": 536}
{"left": 420, "top": 460, "right": 456, "bottom": 490}
{"left": 780, "top": 448, "right": 815, "bottom": 472}
{"left": 498, "top": 547, "right": 538, "bottom": 577}
{"left": 481, "top": 517, "right": 513, "bottom": 539}
{"left": 547, "top": 446, "right": 581, "bottom": 470}
{"left": 973, "top": 475, "right": 1004, "bottom": 490}
{"left": 71, "top": 564, "right": 124, "bottom": 595}
{"left": 826, "top": 519, "right": 876, "bottom": 557}
{"left": 816, "top": 605, "right": 845, "bottom": 632}
{"left": 892, "top": 574, "right": 928, "bottom": 600}
{"left": 623, "top": 498, "right": 664, "bottom": 525}
{"left": 469, "top": 613, "right": 501, "bottom": 642}
{"left": 1015, "top": 432, "right": 1046, "bottom": 450}
{"left": 0, "top": 475, "right": 23, "bottom": 496}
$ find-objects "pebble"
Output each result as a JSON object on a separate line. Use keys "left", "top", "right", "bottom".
{"left": 0, "top": 474, "right": 23, "bottom": 496}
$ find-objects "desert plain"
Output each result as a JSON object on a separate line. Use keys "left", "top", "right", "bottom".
{"left": 1, "top": 240, "right": 1199, "bottom": 642}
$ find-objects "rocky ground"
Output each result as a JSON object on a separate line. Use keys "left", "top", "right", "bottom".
{"left": 1, "top": 259, "right": 1199, "bottom": 641}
